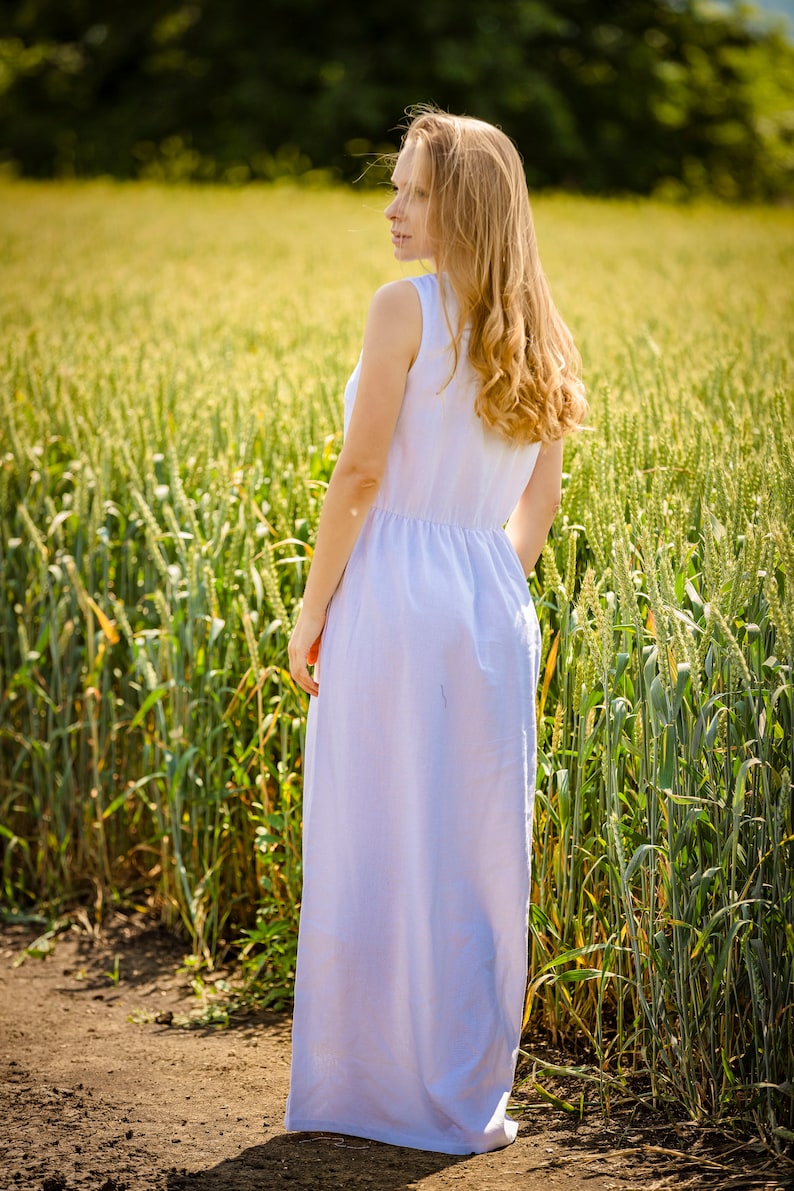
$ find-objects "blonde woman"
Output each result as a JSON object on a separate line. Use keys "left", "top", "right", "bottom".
{"left": 286, "top": 107, "right": 587, "bottom": 1155}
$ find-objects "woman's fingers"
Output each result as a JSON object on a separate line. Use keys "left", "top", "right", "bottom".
{"left": 289, "top": 648, "right": 318, "bottom": 696}
{"left": 288, "top": 618, "right": 325, "bottom": 697}
{"left": 294, "top": 665, "right": 319, "bottom": 697}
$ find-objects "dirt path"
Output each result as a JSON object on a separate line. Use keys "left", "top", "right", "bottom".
{"left": 0, "top": 915, "right": 788, "bottom": 1191}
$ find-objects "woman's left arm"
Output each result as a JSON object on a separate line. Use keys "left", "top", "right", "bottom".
{"left": 505, "top": 438, "right": 563, "bottom": 579}
{"left": 288, "top": 280, "right": 421, "bottom": 695}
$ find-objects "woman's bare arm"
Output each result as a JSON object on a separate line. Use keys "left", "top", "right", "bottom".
{"left": 288, "top": 280, "right": 421, "bottom": 695}
{"left": 505, "top": 438, "right": 563, "bottom": 578}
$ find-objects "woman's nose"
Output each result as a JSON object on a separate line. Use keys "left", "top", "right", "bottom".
{"left": 385, "top": 195, "right": 400, "bottom": 220}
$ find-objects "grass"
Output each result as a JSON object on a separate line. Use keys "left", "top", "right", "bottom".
{"left": 0, "top": 178, "right": 792, "bottom": 1144}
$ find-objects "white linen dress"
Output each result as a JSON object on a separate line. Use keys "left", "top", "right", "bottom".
{"left": 284, "top": 271, "right": 542, "bottom": 1155}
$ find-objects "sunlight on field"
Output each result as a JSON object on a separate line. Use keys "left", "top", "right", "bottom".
{"left": 2, "top": 180, "right": 791, "bottom": 427}
{"left": 1, "top": 180, "right": 792, "bottom": 1141}
{"left": 1, "top": 182, "right": 791, "bottom": 499}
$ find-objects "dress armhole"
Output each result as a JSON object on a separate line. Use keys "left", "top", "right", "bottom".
{"left": 405, "top": 274, "right": 430, "bottom": 376}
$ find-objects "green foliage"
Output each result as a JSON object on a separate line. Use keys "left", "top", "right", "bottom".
{"left": 0, "top": 1, "right": 792, "bottom": 197}
{"left": 0, "top": 179, "right": 792, "bottom": 1144}
{"left": 529, "top": 418, "right": 793, "bottom": 1136}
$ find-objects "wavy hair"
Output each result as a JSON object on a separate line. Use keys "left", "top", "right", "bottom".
{"left": 400, "top": 107, "right": 587, "bottom": 443}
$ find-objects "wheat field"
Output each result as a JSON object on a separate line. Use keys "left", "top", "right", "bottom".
{"left": 1, "top": 180, "right": 792, "bottom": 1143}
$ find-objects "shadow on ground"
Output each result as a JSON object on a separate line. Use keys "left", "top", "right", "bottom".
{"left": 165, "top": 1131, "right": 470, "bottom": 1191}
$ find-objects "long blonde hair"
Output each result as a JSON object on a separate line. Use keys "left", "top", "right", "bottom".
{"left": 401, "top": 107, "right": 587, "bottom": 443}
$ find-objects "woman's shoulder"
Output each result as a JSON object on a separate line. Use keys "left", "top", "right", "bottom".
{"left": 361, "top": 279, "right": 424, "bottom": 370}
{"left": 374, "top": 272, "right": 440, "bottom": 329}
{"left": 370, "top": 274, "right": 432, "bottom": 310}
{"left": 366, "top": 278, "right": 423, "bottom": 334}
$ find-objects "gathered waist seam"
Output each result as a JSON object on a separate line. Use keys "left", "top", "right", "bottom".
{"left": 371, "top": 503, "right": 502, "bottom": 534}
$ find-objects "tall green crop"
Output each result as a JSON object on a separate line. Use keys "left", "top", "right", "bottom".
{"left": 1, "top": 180, "right": 792, "bottom": 1137}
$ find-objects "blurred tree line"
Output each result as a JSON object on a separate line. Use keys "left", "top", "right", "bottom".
{"left": 0, "top": 0, "right": 792, "bottom": 198}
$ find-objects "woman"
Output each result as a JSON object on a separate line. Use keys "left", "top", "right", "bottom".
{"left": 286, "top": 107, "right": 587, "bottom": 1155}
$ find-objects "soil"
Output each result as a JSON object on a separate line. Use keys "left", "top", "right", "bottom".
{"left": 0, "top": 913, "right": 790, "bottom": 1191}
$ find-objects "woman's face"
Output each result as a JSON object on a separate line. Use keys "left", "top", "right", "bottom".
{"left": 384, "top": 144, "right": 436, "bottom": 263}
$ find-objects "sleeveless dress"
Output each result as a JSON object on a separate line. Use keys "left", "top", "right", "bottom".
{"left": 284, "top": 272, "right": 542, "bottom": 1155}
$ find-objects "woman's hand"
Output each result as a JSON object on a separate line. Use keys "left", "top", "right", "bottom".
{"left": 289, "top": 606, "right": 326, "bottom": 697}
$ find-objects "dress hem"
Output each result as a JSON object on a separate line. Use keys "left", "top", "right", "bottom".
{"left": 282, "top": 1115, "right": 518, "bottom": 1156}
